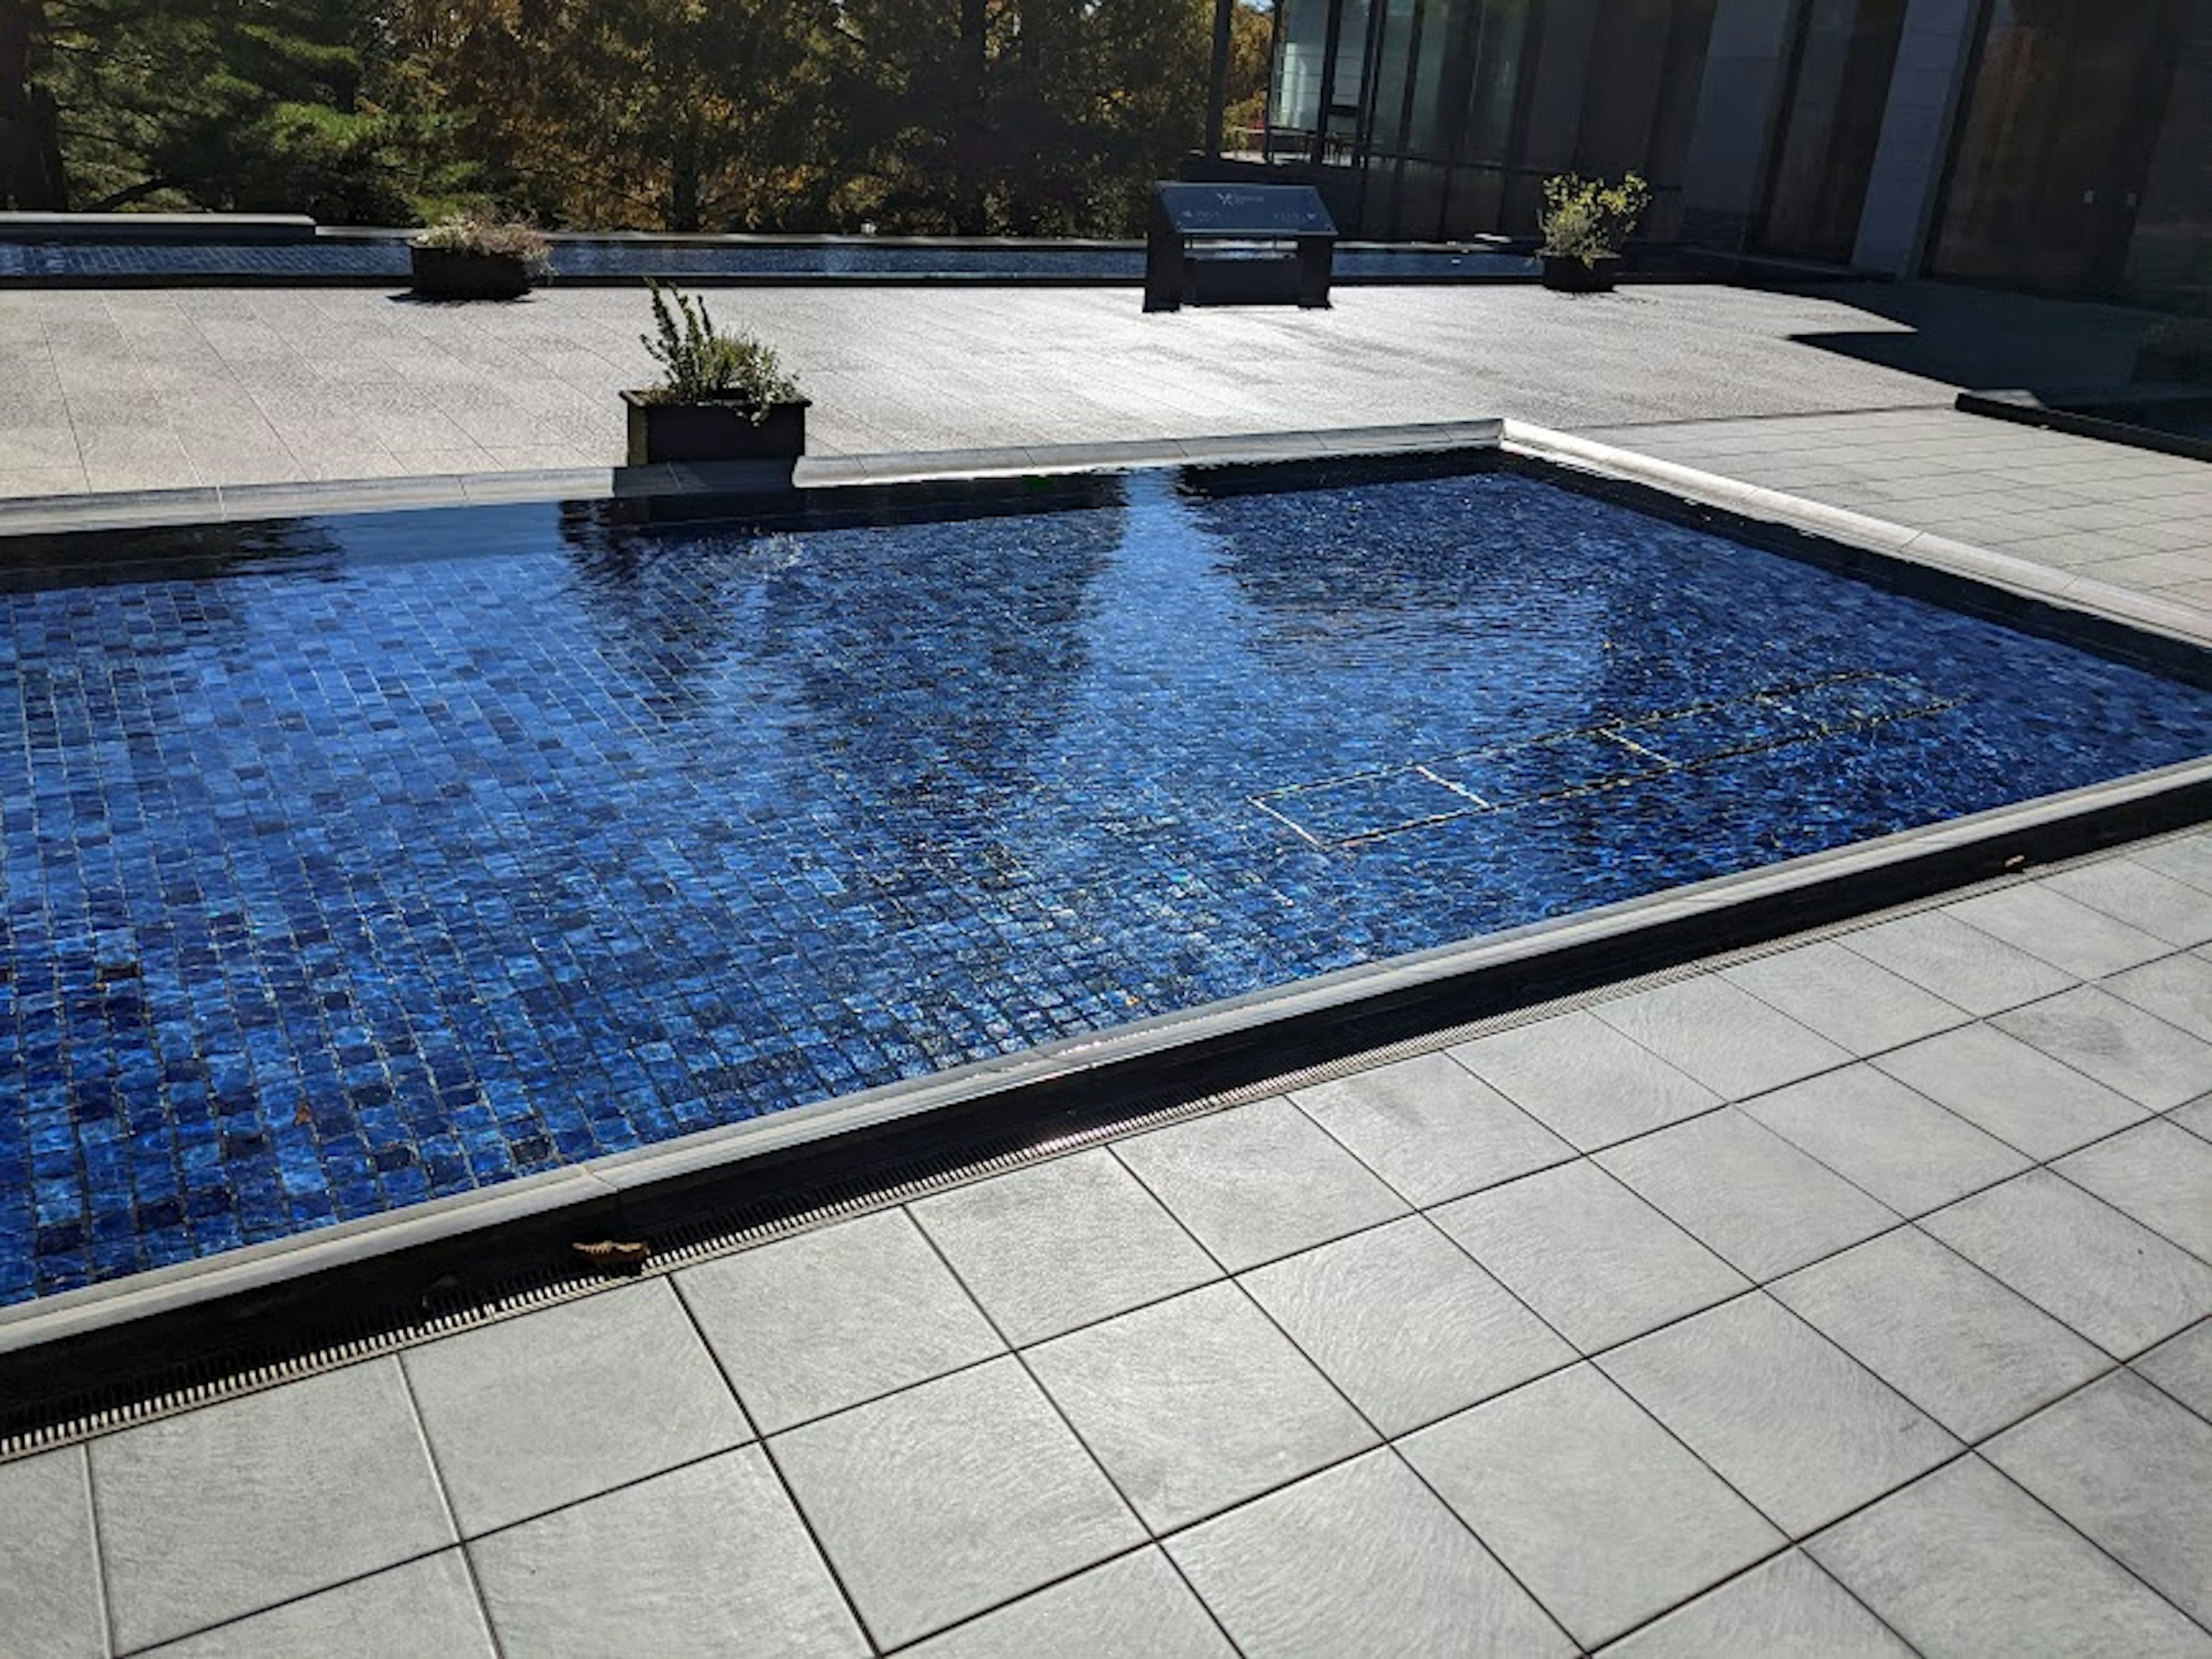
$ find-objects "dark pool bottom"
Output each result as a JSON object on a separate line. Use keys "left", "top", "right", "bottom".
{"left": 4, "top": 457, "right": 2210, "bottom": 1301}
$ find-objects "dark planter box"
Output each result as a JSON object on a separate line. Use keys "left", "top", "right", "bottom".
{"left": 623, "top": 392, "right": 809, "bottom": 469}
{"left": 410, "top": 245, "right": 539, "bottom": 300}
{"left": 1540, "top": 253, "right": 1619, "bottom": 293}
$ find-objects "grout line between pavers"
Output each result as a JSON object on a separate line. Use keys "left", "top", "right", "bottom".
{"left": 74, "top": 1439, "right": 117, "bottom": 1659}
{"left": 389, "top": 1358, "right": 509, "bottom": 1659}
{"left": 663, "top": 1245, "right": 887, "bottom": 1657}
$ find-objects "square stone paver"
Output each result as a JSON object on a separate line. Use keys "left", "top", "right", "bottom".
{"left": 1599, "top": 1294, "right": 1957, "bottom": 1536}
{"left": 469, "top": 1446, "right": 864, "bottom": 1657}
{"left": 675, "top": 1207, "right": 1003, "bottom": 1433}
{"left": 1289, "top": 1052, "right": 1573, "bottom": 1206}
{"left": 908, "top": 1148, "right": 1218, "bottom": 1345}
{"left": 1597, "top": 1109, "right": 1899, "bottom": 1281}
{"left": 902, "top": 1550, "right": 1234, "bottom": 1659}
{"left": 1450, "top": 1010, "right": 1721, "bottom": 1150}
{"left": 0, "top": 1446, "right": 103, "bottom": 1659}
{"left": 1024, "top": 1281, "right": 1377, "bottom": 1531}
{"left": 1240, "top": 1217, "right": 1574, "bottom": 1435}
{"left": 2133, "top": 831, "right": 2212, "bottom": 896}
{"left": 1808, "top": 1456, "right": 2210, "bottom": 1658}
{"left": 90, "top": 1357, "right": 454, "bottom": 1652}
{"left": 2054, "top": 1119, "right": 2212, "bottom": 1260}
{"left": 1993, "top": 985, "right": 2212, "bottom": 1111}
{"left": 2045, "top": 857, "right": 2212, "bottom": 948}
{"left": 402, "top": 1279, "right": 751, "bottom": 1535}
{"left": 1109, "top": 1099, "right": 1407, "bottom": 1272}
{"left": 1840, "top": 911, "right": 2076, "bottom": 1016}
{"left": 1941, "top": 883, "right": 2169, "bottom": 979}
{"left": 1740, "top": 1065, "right": 2029, "bottom": 1217}
{"left": 1921, "top": 1171, "right": 2212, "bottom": 1357}
{"left": 1431, "top": 1158, "right": 1749, "bottom": 1353}
{"left": 1770, "top": 1228, "right": 2109, "bottom": 1442}
{"left": 1165, "top": 1451, "right": 1572, "bottom": 1658}
{"left": 772, "top": 1357, "right": 1141, "bottom": 1649}
{"left": 1985, "top": 1370, "right": 2212, "bottom": 1625}
{"left": 150, "top": 1552, "right": 494, "bottom": 1658}
{"left": 1603, "top": 1550, "right": 1912, "bottom": 1658}
{"left": 1874, "top": 1024, "right": 2147, "bottom": 1158}
{"left": 2103, "top": 952, "right": 2212, "bottom": 1043}
{"left": 1592, "top": 976, "right": 1853, "bottom": 1100}
{"left": 2135, "top": 1321, "right": 2212, "bottom": 1418}
{"left": 1402, "top": 1363, "right": 1782, "bottom": 1646}
{"left": 1719, "top": 938, "right": 1968, "bottom": 1056}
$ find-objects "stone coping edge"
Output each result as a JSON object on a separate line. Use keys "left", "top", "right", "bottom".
{"left": 1503, "top": 419, "right": 2212, "bottom": 652}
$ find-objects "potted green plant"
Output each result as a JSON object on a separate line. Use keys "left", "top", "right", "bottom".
{"left": 624, "top": 279, "right": 808, "bottom": 471}
{"left": 1537, "top": 172, "right": 1649, "bottom": 293}
{"left": 409, "top": 214, "right": 552, "bottom": 299}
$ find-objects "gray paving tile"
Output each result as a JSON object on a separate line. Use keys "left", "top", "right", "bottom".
{"left": 1720, "top": 938, "right": 1968, "bottom": 1056}
{"left": 1432, "top": 1159, "right": 1749, "bottom": 1352}
{"left": 1994, "top": 984, "right": 2212, "bottom": 1111}
{"left": 2133, "top": 831, "right": 2212, "bottom": 897}
{"left": 675, "top": 1207, "right": 1002, "bottom": 1433}
{"left": 1941, "top": 882, "right": 2171, "bottom": 978}
{"left": 1240, "top": 1216, "right": 1574, "bottom": 1435}
{"left": 1873, "top": 1022, "right": 2148, "bottom": 1158}
{"left": 1771, "top": 1229, "right": 2108, "bottom": 1442}
{"left": 2103, "top": 952, "right": 2212, "bottom": 1043}
{"left": 1166, "top": 1450, "right": 1572, "bottom": 1658}
{"left": 0, "top": 1446, "right": 103, "bottom": 1659}
{"left": 1110, "top": 1098, "right": 1407, "bottom": 1272}
{"left": 2046, "top": 857, "right": 2212, "bottom": 948}
{"left": 403, "top": 1279, "right": 750, "bottom": 1536}
{"left": 148, "top": 1551, "right": 495, "bottom": 1658}
{"left": 1403, "top": 1362, "right": 1781, "bottom": 1646}
{"left": 1740, "top": 1064, "right": 2030, "bottom": 1217}
{"left": 1591, "top": 975, "right": 1852, "bottom": 1101}
{"left": 2135, "top": 1320, "right": 2212, "bottom": 1418}
{"left": 1601, "top": 1550, "right": 1912, "bottom": 1658}
{"left": 1599, "top": 1294, "right": 1957, "bottom": 1536}
{"left": 1841, "top": 911, "right": 2078, "bottom": 1016}
{"left": 1450, "top": 1010, "right": 1722, "bottom": 1151}
{"left": 903, "top": 1550, "right": 1234, "bottom": 1659}
{"left": 2179, "top": 1095, "right": 2212, "bottom": 1141}
{"left": 1025, "top": 1281, "right": 1377, "bottom": 1531}
{"left": 774, "top": 1356, "right": 1139, "bottom": 1648}
{"left": 2054, "top": 1119, "right": 2212, "bottom": 1260}
{"left": 469, "top": 1445, "right": 863, "bottom": 1657}
{"left": 1986, "top": 1370, "right": 2212, "bottom": 1625}
{"left": 90, "top": 1358, "right": 454, "bottom": 1652}
{"left": 1808, "top": 1456, "right": 2212, "bottom": 1658}
{"left": 1921, "top": 1171, "right": 2212, "bottom": 1357}
{"left": 909, "top": 1148, "right": 1218, "bottom": 1345}
{"left": 1290, "top": 1051, "right": 1574, "bottom": 1206}
{"left": 1596, "top": 1109, "right": 1899, "bottom": 1281}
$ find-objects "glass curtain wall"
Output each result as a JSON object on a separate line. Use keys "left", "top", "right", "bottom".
{"left": 1754, "top": 0, "right": 1908, "bottom": 262}
{"left": 1270, "top": 0, "right": 1719, "bottom": 240}
{"left": 1929, "top": 0, "right": 2193, "bottom": 296}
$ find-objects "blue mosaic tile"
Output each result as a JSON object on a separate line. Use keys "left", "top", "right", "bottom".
{"left": 2, "top": 465, "right": 2209, "bottom": 1300}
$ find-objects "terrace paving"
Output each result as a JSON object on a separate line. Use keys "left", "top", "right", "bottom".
{"left": 0, "top": 272, "right": 2207, "bottom": 1651}
{"left": 0, "top": 278, "right": 2204, "bottom": 611}
{"left": 3, "top": 832, "right": 2209, "bottom": 1656}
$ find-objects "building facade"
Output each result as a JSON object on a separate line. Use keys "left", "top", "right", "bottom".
{"left": 1261, "top": 0, "right": 2207, "bottom": 307}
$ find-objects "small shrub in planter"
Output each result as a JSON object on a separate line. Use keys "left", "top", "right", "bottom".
{"left": 1537, "top": 172, "right": 1649, "bottom": 293}
{"left": 410, "top": 214, "right": 552, "bottom": 299}
{"left": 624, "top": 279, "right": 809, "bottom": 469}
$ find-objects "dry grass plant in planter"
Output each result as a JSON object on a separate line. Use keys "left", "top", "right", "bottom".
{"left": 409, "top": 214, "right": 552, "bottom": 300}
{"left": 1537, "top": 172, "right": 1649, "bottom": 293}
{"left": 624, "top": 279, "right": 809, "bottom": 469}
